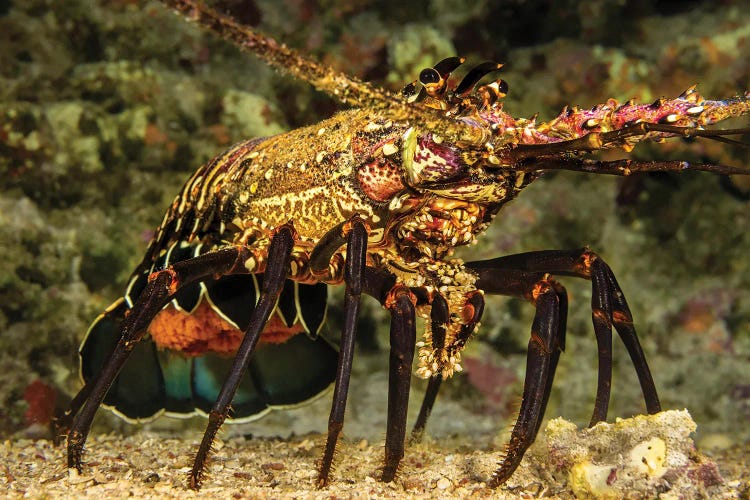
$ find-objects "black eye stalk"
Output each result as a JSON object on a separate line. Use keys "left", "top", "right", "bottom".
{"left": 454, "top": 61, "right": 503, "bottom": 95}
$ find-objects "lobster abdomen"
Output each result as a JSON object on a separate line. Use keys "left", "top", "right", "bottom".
{"left": 80, "top": 275, "right": 336, "bottom": 422}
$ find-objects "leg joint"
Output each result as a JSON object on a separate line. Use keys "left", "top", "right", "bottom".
{"left": 384, "top": 284, "right": 417, "bottom": 311}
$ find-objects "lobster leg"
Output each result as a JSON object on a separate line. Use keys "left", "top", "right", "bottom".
{"left": 411, "top": 291, "right": 484, "bottom": 442}
{"left": 53, "top": 375, "right": 94, "bottom": 445}
{"left": 536, "top": 281, "right": 567, "bottom": 436}
{"left": 488, "top": 274, "right": 562, "bottom": 486}
{"left": 381, "top": 285, "right": 417, "bottom": 482}
{"left": 311, "top": 220, "right": 416, "bottom": 484}
{"left": 65, "top": 246, "right": 254, "bottom": 471}
{"left": 468, "top": 248, "right": 661, "bottom": 425}
{"left": 410, "top": 375, "right": 442, "bottom": 443}
{"left": 54, "top": 299, "right": 132, "bottom": 443}
{"left": 189, "top": 225, "right": 295, "bottom": 489}
{"left": 410, "top": 292, "right": 449, "bottom": 443}
{"left": 316, "top": 218, "right": 368, "bottom": 487}
{"left": 460, "top": 248, "right": 661, "bottom": 485}
{"left": 454, "top": 267, "right": 565, "bottom": 484}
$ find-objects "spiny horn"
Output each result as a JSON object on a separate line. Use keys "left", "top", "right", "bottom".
{"left": 454, "top": 61, "right": 503, "bottom": 96}
{"left": 432, "top": 56, "right": 466, "bottom": 78}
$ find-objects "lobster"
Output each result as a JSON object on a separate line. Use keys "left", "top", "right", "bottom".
{"left": 54, "top": 0, "right": 750, "bottom": 490}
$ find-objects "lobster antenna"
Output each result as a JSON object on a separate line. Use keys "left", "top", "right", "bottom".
{"left": 514, "top": 157, "right": 750, "bottom": 176}
{"left": 159, "top": 0, "right": 487, "bottom": 147}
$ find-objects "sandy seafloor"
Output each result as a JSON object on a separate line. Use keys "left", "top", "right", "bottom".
{"left": 3, "top": 412, "right": 750, "bottom": 499}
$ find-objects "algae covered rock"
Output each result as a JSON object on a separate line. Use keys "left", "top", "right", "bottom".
{"left": 529, "top": 409, "right": 724, "bottom": 498}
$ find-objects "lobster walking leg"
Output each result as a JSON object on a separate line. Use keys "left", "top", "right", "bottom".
{"left": 489, "top": 274, "right": 563, "bottom": 486}
{"left": 315, "top": 218, "right": 369, "bottom": 487}
{"left": 468, "top": 248, "right": 661, "bottom": 425}
{"left": 381, "top": 286, "right": 417, "bottom": 482}
{"left": 457, "top": 248, "right": 661, "bottom": 485}
{"left": 53, "top": 370, "right": 95, "bottom": 445}
{"left": 410, "top": 293, "right": 449, "bottom": 443}
{"left": 54, "top": 300, "right": 121, "bottom": 444}
{"left": 65, "top": 246, "right": 254, "bottom": 471}
{"left": 411, "top": 291, "right": 484, "bottom": 442}
{"left": 189, "top": 225, "right": 296, "bottom": 489}
{"left": 532, "top": 280, "right": 567, "bottom": 439}
{"left": 456, "top": 266, "right": 566, "bottom": 484}
{"left": 313, "top": 221, "right": 417, "bottom": 484}
{"left": 410, "top": 375, "right": 442, "bottom": 442}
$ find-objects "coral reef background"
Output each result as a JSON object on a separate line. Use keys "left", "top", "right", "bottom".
{"left": 0, "top": 0, "right": 749, "bottom": 495}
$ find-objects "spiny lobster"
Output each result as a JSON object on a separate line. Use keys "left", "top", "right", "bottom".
{"left": 54, "top": 0, "right": 750, "bottom": 490}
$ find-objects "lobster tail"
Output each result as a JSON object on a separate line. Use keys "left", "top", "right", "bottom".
{"left": 80, "top": 279, "right": 337, "bottom": 422}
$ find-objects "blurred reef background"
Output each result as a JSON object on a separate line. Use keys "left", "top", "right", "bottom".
{"left": 0, "top": 0, "right": 749, "bottom": 491}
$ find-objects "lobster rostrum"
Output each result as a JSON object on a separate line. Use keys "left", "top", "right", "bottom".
{"left": 55, "top": 0, "right": 750, "bottom": 490}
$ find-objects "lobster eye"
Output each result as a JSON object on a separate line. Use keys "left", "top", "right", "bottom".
{"left": 419, "top": 68, "right": 441, "bottom": 85}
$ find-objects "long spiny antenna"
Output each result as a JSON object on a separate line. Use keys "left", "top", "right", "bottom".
{"left": 158, "top": 0, "right": 487, "bottom": 147}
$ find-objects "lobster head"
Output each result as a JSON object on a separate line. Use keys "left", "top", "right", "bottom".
{"left": 393, "top": 58, "right": 750, "bottom": 207}
{"left": 394, "top": 58, "right": 530, "bottom": 207}
{"left": 370, "top": 59, "right": 750, "bottom": 260}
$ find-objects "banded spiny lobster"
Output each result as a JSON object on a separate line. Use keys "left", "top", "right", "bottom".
{"left": 54, "top": 0, "right": 750, "bottom": 490}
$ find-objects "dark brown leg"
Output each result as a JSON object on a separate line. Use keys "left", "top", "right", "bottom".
{"left": 66, "top": 246, "right": 252, "bottom": 471}
{"left": 359, "top": 266, "right": 423, "bottom": 481}
{"left": 410, "top": 375, "right": 442, "bottom": 443}
{"left": 411, "top": 290, "right": 485, "bottom": 442}
{"left": 462, "top": 267, "right": 564, "bottom": 485}
{"left": 381, "top": 286, "right": 417, "bottom": 482}
{"left": 601, "top": 264, "right": 660, "bottom": 415}
{"left": 589, "top": 259, "right": 614, "bottom": 424}
{"left": 54, "top": 299, "right": 128, "bottom": 445}
{"left": 316, "top": 218, "right": 368, "bottom": 487}
{"left": 464, "top": 248, "right": 661, "bottom": 486}
{"left": 533, "top": 280, "right": 567, "bottom": 437}
{"left": 308, "top": 219, "right": 351, "bottom": 275}
{"left": 410, "top": 292, "right": 449, "bottom": 443}
{"left": 53, "top": 381, "right": 92, "bottom": 446}
{"left": 189, "top": 226, "right": 295, "bottom": 489}
{"left": 468, "top": 248, "right": 661, "bottom": 425}
{"left": 489, "top": 276, "right": 561, "bottom": 486}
